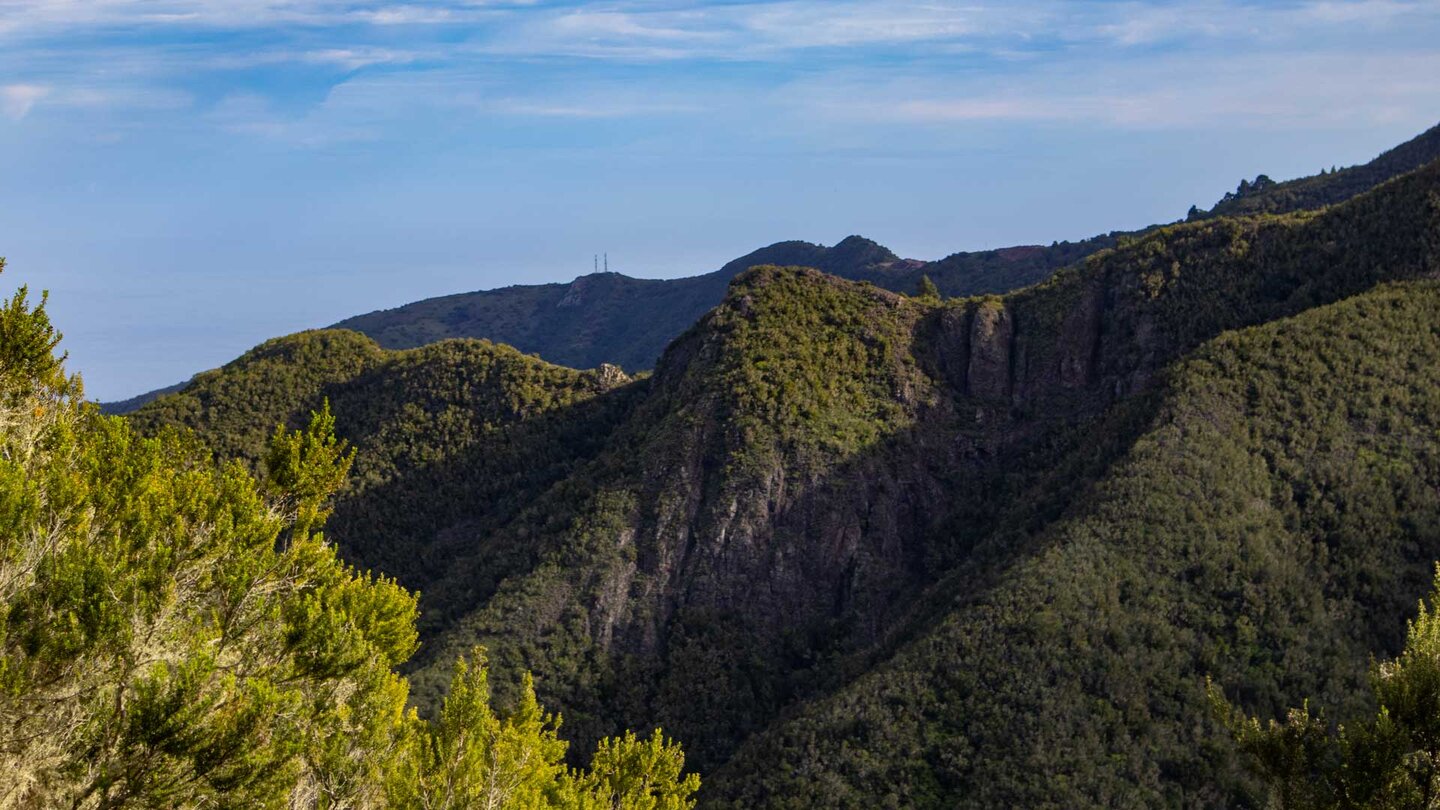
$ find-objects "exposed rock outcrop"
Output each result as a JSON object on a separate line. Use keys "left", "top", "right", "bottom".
{"left": 1058, "top": 284, "right": 1104, "bottom": 388}
{"left": 966, "top": 300, "right": 1013, "bottom": 400}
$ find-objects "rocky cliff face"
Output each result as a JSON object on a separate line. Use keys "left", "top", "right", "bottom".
{"left": 396, "top": 162, "right": 1440, "bottom": 778}
{"left": 128, "top": 155, "right": 1440, "bottom": 805}
{"left": 965, "top": 301, "right": 1013, "bottom": 400}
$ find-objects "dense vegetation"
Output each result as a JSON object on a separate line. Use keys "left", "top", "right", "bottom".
{"left": 713, "top": 277, "right": 1440, "bottom": 807}
{"left": 106, "top": 121, "right": 1440, "bottom": 415}
{"left": 299, "top": 122, "right": 1440, "bottom": 380}
{"left": 121, "top": 136, "right": 1440, "bottom": 806}
{"left": 1217, "top": 567, "right": 1440, "bottom": 809}
{"left": 0, "top": 265, "right": 698, "bottom": 808}
{"left": 127, "top": 330, "right": 636, "bottom": 637}
{"left": 1202, "top": 121, "right": 1440, "bottom": 218}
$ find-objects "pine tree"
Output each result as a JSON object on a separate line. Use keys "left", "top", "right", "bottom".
{"left": 1215, "top": 565, "right": 1440, "bottom": 809}
{"left": 915, "top": 274, "right": 940, "bottom": 301}
{"left": 0, "top": 264, "right": 699, "bottom": 809}
{"left": 570, "top": 730, "right": 700, "bottom": 810}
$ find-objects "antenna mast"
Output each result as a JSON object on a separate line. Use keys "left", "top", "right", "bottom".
{"left": 604, "top": 253, "right": 608, "bottom": 273}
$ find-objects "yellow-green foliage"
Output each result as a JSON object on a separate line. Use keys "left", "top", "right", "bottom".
{"left": 574, "top": 729, "right": 700, "bottom": 810}
{"left": 1219, "top": 565, "right": 1440, "bottom": 809}
{"left": 0, "top": 270, "right": 417, "bottom": 808}
{"left": 701, "top": 265, "right": 926, "bottom": 463}
{"left": 394, "top": 648, "right": 697, "bottom": 810}
{"left": 712, "top": 280, "right": 1440, "bottom": 808}
{"left": 0, "top": 265, "right": 698, "bottom": 809}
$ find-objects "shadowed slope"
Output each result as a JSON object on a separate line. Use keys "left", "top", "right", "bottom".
{"left": 129, "top": 331, "right": 634, "bottom": 609}
{"left": 405, "top": 157, "right": 1440, "bottom": 791}
{"left": 127, "top": 153, "right": 1440, "bottom": 806}
{"left": 712, "top": 278, "right": 1440, "bottom": 808}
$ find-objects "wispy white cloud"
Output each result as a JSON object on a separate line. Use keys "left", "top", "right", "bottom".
{"left": 784, "top": 49, "right": 1440, "bottom": 131}
{"left": 1089, "top": 2, "right": 1238, "bottom": 47}
{"left": 3, "top": 0, "right": 1437, "bottom": 143}
{"left": 1302, "top": 0, "right": 1420, "bottom": 25}
{"left": 3, "top": 0, "right": 1436, "bottom": 50}
{"left": 457, "top": 0, "right": 1440, "bottom": 64}
{"left": 206, "top": 46, "right": 420, "bottom": 70}
{"left": 349, "top": 4, "right": 512, "bottom": 26}
{"left": 200, "top": 67, "right": 712, "bottom": 145}
{"left": 53, "top": 84, "right": 192, "bottom": 110}
{"left": 300, "top": 47, "right": 417, "bottom": 69}
{"left": 737, "top": 1, "right": 999, "bottom": 48}
{"left": 0, "top": 0, "right": 533, "bottom": 35}
{"left": 0, "top": 83, "right": 49, "bottom": 118}
{"left": 491, "top": 98, "right": 704, "bottom": 118}
{"left": 484, "top": 2, "right": 1047, "bottom": 60}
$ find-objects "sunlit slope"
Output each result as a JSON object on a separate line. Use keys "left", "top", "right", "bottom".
{"left": 128, "top": 155, "right": 1440, "bottom": 805}
{"left": 712, "top": 278, "right": 1440, "bottom": 807}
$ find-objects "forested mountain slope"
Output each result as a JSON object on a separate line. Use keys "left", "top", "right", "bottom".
{"left": 0, "top": 270, "right": 701, "bottom": 808}
{"left": 131, "top": 156, "right": 1440, "bottom": 805}
{"left": 1201, "top": 120, "right": 1440, "bottom": 218}
{"left": 128, "top": 331, "right": 637, "bottom": 612}
{"left": 105, "top": 122, "right": 1440, "bottom": 415}
{"left": 330, "top": 235, "right": 908, "bottom": 372}
{"left": 323, "top": 122, "right": 1440, "bottom": 376}
{"left": 712, "top": 276, "right": 1440, "bottom": 808}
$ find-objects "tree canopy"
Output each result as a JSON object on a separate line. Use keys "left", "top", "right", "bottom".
{"left": 1219, "top": 565, "right": 1440, "bottom": 810}
{"left": 0, "top": 261, "right": 698, "bottom": 809}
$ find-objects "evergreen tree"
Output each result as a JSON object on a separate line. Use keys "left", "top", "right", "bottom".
{"left": 0, "top": 263, "right": 418, "bottom": 808}
{"left": 915, "top": 274, "right": 940, "bottom": 301}
{"left": 0, "top": 264, "right": 699, "bottom": 809}
{"left": 569, "top": 730, "right": 700, "bottom": 810}
{"left": 1216, "top": 565, "right": 1440, "bottom": 809}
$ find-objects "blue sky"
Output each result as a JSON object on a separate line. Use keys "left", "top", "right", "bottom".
{"left": 1, "top": 0, "right": 1438, "bottom": 399}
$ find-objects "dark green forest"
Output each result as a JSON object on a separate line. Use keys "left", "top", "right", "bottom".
{"left": 107, "top": 128, "right": 1440, "bottom": 808}
{"left": 0, "top": 273, "right": 699, "bottom": 807}
{"left": 10, "top": 122, "right": 1440, "bottom": 807}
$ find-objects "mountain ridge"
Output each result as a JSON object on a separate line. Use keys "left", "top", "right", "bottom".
{"left": 128, "top": 153, "right": 1440, "bottom": 805}
{"left": 326, "top": 121, "right": 1440, "bottom": 376}
{"left": 101, "top": 121, "right": 1440, "bottom": 413}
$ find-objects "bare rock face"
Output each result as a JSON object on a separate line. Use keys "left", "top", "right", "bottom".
{"left": 1058, "top": 285, "right": 1104, "bottom": 389}
{"left": 596, "top": 363, "right": 631, "bottom": 390}
{"left": 931, "top": 307, "right": 972, "bottom": 394}
{"left": 967, "top": 301, "right": 1013, "bottom": 399}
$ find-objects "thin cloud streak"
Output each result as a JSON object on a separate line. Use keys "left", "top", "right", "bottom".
{"left": 6, "top": 2, "right": 1438, "bottom": 402}
{"left": 0, "top": 83, "right": 49, "bottom": 118}
{"left": 787, "top": 50, "right": 1440, "bottom": 131}
{"left": 0, "top": 1, "right": 524, "bottom": 33}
